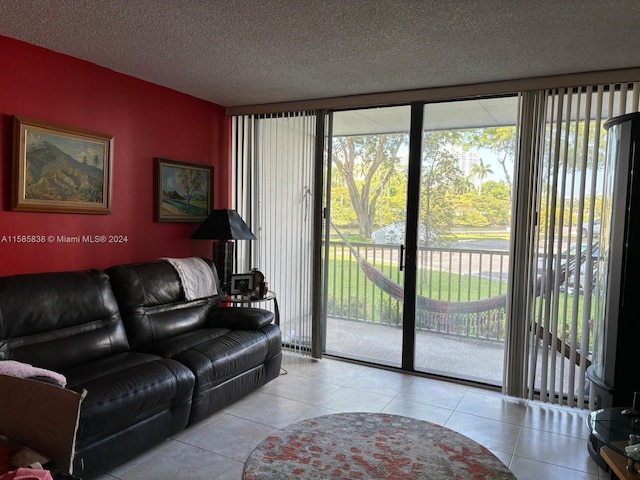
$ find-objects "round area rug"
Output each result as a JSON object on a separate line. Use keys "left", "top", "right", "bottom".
{"left": 243, "top": 412, "right": 515, "bottom": 479}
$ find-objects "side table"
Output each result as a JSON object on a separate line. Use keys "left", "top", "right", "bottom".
{"left": 588, "top": 407, "right": 640, "bottom": 478}
{"left": 221, "top": 291, "right": 279, "bottom": 325}
{"left": 601, "top": 446, "right": 640, "bottom": 480}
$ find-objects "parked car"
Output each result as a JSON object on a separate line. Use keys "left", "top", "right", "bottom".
{"left": 537, "top": 243, "right": 599, "bottom": 294}
{"left": 582, "top": 218, "right": 601, "bottom": 237}
{"left": 372, "top": 222, "right": 405, "bottom": 244}
{"left": 371, "top": 222, "right": 431, "bottom": 245}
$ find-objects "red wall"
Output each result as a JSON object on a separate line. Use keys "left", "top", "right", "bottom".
{"left": 0, "top": 36, "right": 231, "bottom": 276}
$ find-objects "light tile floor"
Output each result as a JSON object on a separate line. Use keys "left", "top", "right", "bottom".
{"left": 93, "top": 351, "right": 605, "bottom": 480}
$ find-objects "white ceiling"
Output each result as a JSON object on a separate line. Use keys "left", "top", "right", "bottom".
{"left": 0, "top": 0, "right": 639, "bottom": 109}
{"left": 333, "top": 97, "right": 522, "bottom": 136}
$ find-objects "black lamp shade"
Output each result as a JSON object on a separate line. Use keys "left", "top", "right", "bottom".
{"left": 190, "top": 209, "right": 256, "bottom": 240}
{"left": 191, "top": 209, "right": 255, "bottom": 292}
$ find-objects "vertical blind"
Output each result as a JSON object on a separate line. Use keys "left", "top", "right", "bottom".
{"left": 232, "top": 113, "right": 317, "bottom": 354}
{"left": 515, "top": 83, "right": 640, "bottom": 406}
{"left": 233, "top": 82, "right": 640, "bottom": 405}
{"left": 504, "top": 90, "right": 547, "bottom": 399}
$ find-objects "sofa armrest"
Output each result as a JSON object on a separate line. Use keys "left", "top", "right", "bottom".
{"left": 208, "top": 307, "right": 274, "bottom": 330}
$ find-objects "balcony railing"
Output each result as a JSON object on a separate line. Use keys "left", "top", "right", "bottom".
{"left": 326, "top": 240, "right": 510, "bottom": 342}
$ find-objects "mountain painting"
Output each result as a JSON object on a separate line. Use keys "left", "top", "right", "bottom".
{"left": 13, "top": 117, "right": 113, "bottom": 214}
{"left": 24, "top": 131, "right": 105, "bottom": 202}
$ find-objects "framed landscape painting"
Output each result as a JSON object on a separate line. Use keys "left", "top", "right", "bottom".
{"left": 156, "top": 158, "right": 213, "bottom": 222}
{"left": 12, "top": 116, "right": 113, "bottom": 214}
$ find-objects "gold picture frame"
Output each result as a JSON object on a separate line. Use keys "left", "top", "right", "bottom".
{"left": 156, "top": 157, "right": 214, "bottom": 222}
{"left": 12, "top": 116, "right": 113, "bottom": 214}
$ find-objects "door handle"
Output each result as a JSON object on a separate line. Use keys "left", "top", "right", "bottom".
{"left": 399, "top": 244, "right": 405, "bottom": 271}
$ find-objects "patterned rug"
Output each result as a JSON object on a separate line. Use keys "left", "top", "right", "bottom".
{"left": 243, "top": 412, "right": 516, "bottom": 479}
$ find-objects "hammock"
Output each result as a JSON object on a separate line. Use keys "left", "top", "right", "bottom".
{"left": 358, "top": 256, "right": 507, "bottom": 315}
{"left": 331, "top": 223, "right": 507, "bottom": 333}
{"left": 331, "top": 222, "right": 592, "bottom": 366}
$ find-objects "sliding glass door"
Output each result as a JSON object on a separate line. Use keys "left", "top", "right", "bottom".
{"left": 413, "top": 98, "right": 517, "bottom": 383}
{"left": 324, "top": 105, "right": 411, "bottom": 367}
{"left": 324, "top": 97, "right": 518, "bottom": 385}
{"left": 232, "top": 81, "right": 638, "bottom": 402}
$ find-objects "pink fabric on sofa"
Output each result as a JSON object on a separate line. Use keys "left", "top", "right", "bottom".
{"left": 0, "top": 361, "right": 66, "bottom": 387}
{"left": 0, "top": 468, "right": 52, "bottom": 480}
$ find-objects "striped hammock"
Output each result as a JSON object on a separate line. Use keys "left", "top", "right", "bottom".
{"left": 357, "top": 257, "right": 508, "bottom": 314}
{"left": 331, "top": 223, "right": 592, "bottom": 365}
{"left": 331, "top": 223, "right": 507, "bottom": 318}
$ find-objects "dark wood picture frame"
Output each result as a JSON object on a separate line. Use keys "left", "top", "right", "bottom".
{"left": 156, "top": 157, "right": 214, "bottom": 222}
{"left": 230, "top": 273, "right": 254, "bottom": 295}
{"left": 12, "top": 116, "right": 114, "bottom": 214}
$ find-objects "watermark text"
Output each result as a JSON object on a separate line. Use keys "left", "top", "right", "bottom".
{"left": 1, "top": 234, "right": 129, "bottom": 244}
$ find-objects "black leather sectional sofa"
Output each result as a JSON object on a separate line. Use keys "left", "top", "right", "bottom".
{"left": 0, "top": 258, "right": 282, "bottom": 479}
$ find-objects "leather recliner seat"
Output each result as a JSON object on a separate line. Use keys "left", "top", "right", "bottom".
{"left": 0, "top": 259, "right": 282, "bottom": 478}
{"left": 0, "top": 269, "right": 196, "bottom": 478}
{"left": 105, "top": 260, "right": 282, "bottom": 424}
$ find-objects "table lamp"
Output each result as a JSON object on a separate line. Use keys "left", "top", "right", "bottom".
{"left": 191, "top": 209, "right": 256, "bottom": 291}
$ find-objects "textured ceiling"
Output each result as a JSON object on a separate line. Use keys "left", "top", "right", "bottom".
{"left": 0, "top": 0, "right": 639, "bottom": 108}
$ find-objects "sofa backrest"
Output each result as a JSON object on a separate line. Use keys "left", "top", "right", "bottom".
{"left": 105, "top": 259, "right": 221, "bottom": 349}
{"left": 0, "top": 269, "right": 129, "bottom": 371}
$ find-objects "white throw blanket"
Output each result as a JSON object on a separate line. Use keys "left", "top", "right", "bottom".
{"left": 162, "top": 257, "right": 218, "bottom": 300}
{"left": 0, "top": 360, "right": 67, "bottom": 387}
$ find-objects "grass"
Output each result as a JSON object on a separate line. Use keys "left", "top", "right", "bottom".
{"left": 331, "top": 227, "right": 511, "bottom": 244}
{"left": 326, "top": 255, "right": 508, "bottom": 326}
{"left": 451, "top": 230, "right": 510, "bottom": 242}
{"left": 328, "top": 257, "right": 506, "bottom": 302}
{"left": 325, "top": 251, "right": 591, "bottom": 347}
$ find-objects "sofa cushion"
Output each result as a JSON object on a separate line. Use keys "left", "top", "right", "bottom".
{"left": 139, "top": 327, "right": 232, "bottom": 359}
{"left": 62, "top": 352, "right": 195, "bottom": 447}
{"left": 105, "top": 260, "right": 221, "bottom": 349}
{"left": 174, "top": 329, "right": 274, "bottom": 389}
{"left": 0, "top": 269, "right": 129, "bottom": 370}
{"left": 209, "top": 307, "right": 274, "bottom": 330}
{"left": 183, "top": 325, "right": 282, "bottom": 423}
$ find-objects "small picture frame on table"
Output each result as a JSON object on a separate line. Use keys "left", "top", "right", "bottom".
{"left": 230, "top": 273, "right": 254, "bottom": 295}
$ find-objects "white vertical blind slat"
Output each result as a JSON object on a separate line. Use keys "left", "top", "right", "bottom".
{"left": 233, "top": 83, "right": 640, "bottom": 401}
{"left": 523, "top": 83, "right": 640, "bottom": 406}
{"left": 504, "top": 91, "right": 545, "bottom": 398}
{"left": 233, "top": 112, "right": 317, "bottom": 355}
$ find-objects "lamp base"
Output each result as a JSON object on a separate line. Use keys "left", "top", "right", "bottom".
{"left": 212, "top": 240, "right": 234, "bottom": 292}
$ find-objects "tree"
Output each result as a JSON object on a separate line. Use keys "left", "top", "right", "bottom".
{"left": 419, "top": 131, "right": 464, "bottom": 245}
{"left": 449, "top": 192, "right": 491, "bottom": 227}
{"left": 331, "top": 128, "right": 514, "bottom": 241}
{"left": 453, "top": 175, "right": 474, "bottom": 194}
{"left": 332, "top": 134, "right": 406, "bottom": 237}
{"left": 370, "top": 168, "right": 410, "bottom": 229}
{"left": 176, "top": 169, "right": 204, "bottom": 205}
{"left": 479, "top": 180, "right": 511, "bottom": 225}
{"left": 328, "top": 183, "right": 354, "bottom": 226}
{"left": 470, "top": 157, "right": 493, "bottom": 194}
{"left": 467, "top": 127, "right": 516, "bottom": 191}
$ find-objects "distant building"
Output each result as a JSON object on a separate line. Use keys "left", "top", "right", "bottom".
{"left": 450, "top": 145, "right": 479, "bottom": 177}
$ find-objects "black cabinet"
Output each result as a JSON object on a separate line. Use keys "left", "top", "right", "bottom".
{"left": 588, "top": 112, "right": 640, "bottom": 409}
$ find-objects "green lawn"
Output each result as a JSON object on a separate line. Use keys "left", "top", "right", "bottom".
{"left": 325, "top": 252, "right": 591, "bottom": 347}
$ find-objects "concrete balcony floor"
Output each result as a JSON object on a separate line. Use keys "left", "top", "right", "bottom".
{"left": 322, "top": 316, "right": 587, "bottom": 401}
